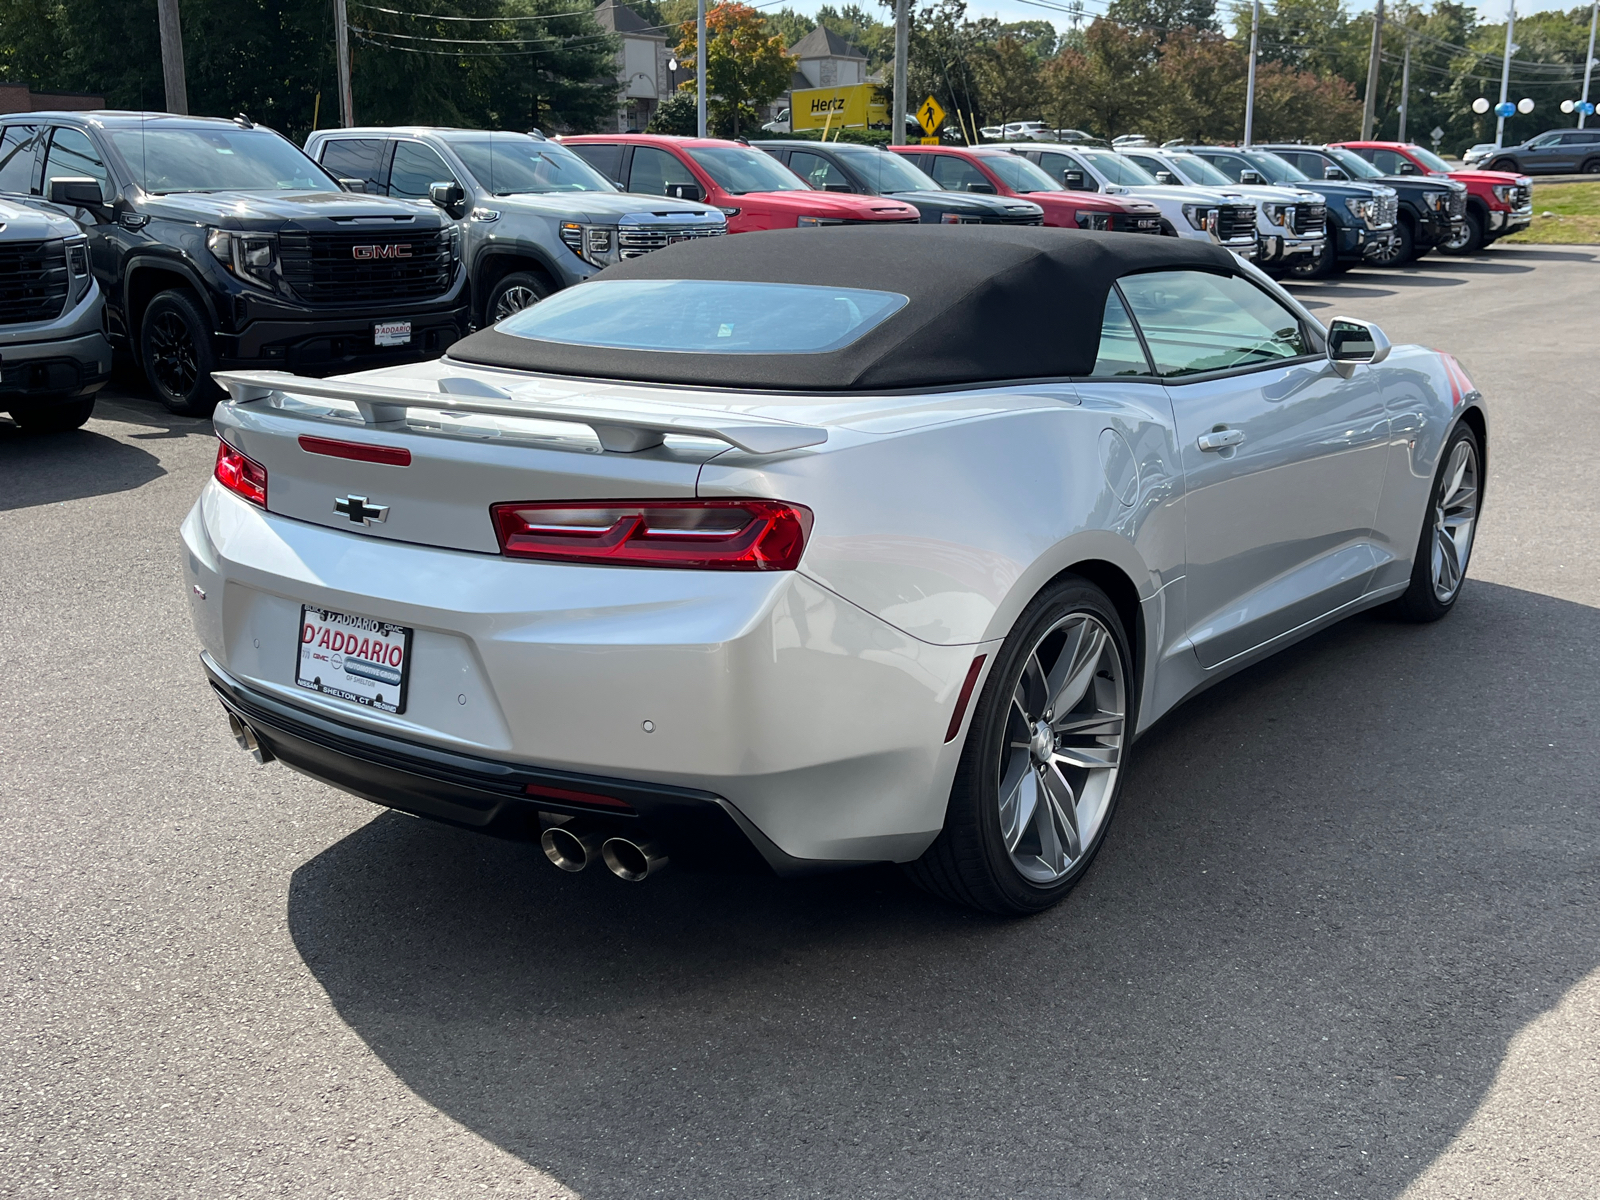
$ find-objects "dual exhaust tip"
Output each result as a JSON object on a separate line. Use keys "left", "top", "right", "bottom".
{"left": 226, "top": 711, "right": 275, "bottom": 764}
{"left": 542, "top": 822, "right": 668, "bottom": 881}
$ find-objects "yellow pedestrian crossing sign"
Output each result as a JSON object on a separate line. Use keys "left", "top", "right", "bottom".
{"left": 916, "top": 95, "right": 946, "bottom": 138}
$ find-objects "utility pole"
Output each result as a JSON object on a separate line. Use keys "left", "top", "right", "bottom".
{"left": 1243, "top": 0, "right": 1260, "bottom": 146}
{"left": 1496, "top": 0, "right": 1515, "bottom": 147}
{"left": 333, "top": 0, "right": 354, "bottom": 127}
{"left": 1581, "top": 0, "right": 1597, "bottom": 129}
{"left": 892, "top": 0, "right": 909, "bottom": 145}
{"left": 696, "top": 0, "right": 707, "bottom": 138}
{"left": 156, "top": 0, "right": 188, "bottom": 115}
{"left": 1361, "top": 0, "right": 1385, "bottom": 140}
{"left": 1398, "top": 33, "right": 1411, "bottom": 142}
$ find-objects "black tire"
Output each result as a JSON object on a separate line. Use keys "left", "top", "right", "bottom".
{"left": 1582, "top": 158, "right": 1600, "bottom": 175}
{"left": 1370, "top": 217, "right": 1415, "bottom": 267}
{"left": 140, "top": 290, "right": 221, "bottom": 417}
{"left": 1489, "top": 158, "right": 1517, "bottom": 173}
{"left": 905, "top": 576, "right": 1135, "bottom": 916}
{"left": 484, "top": 271, "right": 552, "bottom": 325}
{"left": 1438, "top": 209, "right": 1484, "bottom": 256}
{"left": 7, "top": 396, "right": 96, "bottom": 433}
{"left": 1391, "top": 423, "right": 1482, "bottom": 623}
{"left": 1287, "top": 234, "right": 1338, "bottom": 280}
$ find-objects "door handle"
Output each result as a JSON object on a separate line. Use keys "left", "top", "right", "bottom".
{"left": 1197, "top": 428, "right": 1246, "bottom": 451}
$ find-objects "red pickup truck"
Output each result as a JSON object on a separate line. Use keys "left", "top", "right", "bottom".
{"left": 1332, "top": 141, "right": 1531, "bottom": 254}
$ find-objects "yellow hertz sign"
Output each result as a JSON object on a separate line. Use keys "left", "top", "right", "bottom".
{"left": 791, "top": 84, "right": 887, "bottom": 131}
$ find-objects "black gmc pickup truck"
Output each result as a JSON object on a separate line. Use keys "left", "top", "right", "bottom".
{"left": 0, "top": 111, "right": 468, "bottom": 415}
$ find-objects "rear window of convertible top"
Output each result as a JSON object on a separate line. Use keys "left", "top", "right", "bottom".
{"left": 494, "top": 279, "right": 909, "bottom": 355}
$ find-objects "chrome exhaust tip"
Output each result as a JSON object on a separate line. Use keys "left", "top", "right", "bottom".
{"left": 541, "top": 823, "right": 606, "bottom": 873}
{"left": 601, "top": 837, "right": 668, "bottom": 882}
{"left": 225, "top": 710, "right": 274, "bottom": 764}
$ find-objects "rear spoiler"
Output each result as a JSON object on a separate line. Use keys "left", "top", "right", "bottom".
{"left": 212, "top": 370, "right": 829, "bottom": 456}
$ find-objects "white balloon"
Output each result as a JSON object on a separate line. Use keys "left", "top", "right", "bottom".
{"left": 1562, "top": 99, "right": 1576, "bottom": 113}
{"left": 1472, "top": 97, "right": 1491, "bottom": 114}
{"left": 1517, "top": 97, "right": 1535, "bottom": 114}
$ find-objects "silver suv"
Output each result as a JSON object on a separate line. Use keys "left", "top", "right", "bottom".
{"left": 0, "top": 192, "right": 110, "bottom": 432}
{"left": 304, "top": 127, "right": 725, "bottom": 325}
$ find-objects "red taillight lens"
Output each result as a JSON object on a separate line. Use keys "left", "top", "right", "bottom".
{"left": 298, "top": 434, "right": 411, "bottom": 467}
{"left": 491, "top": 499, "right": 813, "bottom": 571}
{"left": 214, "top": 439, "right": 267, "bottom": 507}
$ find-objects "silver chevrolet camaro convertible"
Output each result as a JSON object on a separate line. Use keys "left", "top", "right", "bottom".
{"left": 182, "top": 226, "right": 1485, "bottom": 914}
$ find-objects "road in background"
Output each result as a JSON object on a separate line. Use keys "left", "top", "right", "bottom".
{"left": 3, "top": 246, "right": 1597, "bottom": 1199}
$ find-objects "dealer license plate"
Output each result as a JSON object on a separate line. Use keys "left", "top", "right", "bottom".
{"left": 374, "top": 320, "right": 412, "bottom": 347}
{"left": 296, "top": 605, "right": 411, "bottom": 713}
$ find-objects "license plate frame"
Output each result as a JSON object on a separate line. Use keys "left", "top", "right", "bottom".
{"left": 296, "top": 605, "right": 412, "bottom": 714}
{"left": 374, "top": 320, "right": 412, "bottom": 347}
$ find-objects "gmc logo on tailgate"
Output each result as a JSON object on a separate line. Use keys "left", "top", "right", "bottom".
{"left": 351, "top": 244, "right": 412, "bottom": 260}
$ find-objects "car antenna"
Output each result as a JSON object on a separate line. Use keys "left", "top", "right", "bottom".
{"left": 233, "top": 113, "right": 253, "bottom": 129}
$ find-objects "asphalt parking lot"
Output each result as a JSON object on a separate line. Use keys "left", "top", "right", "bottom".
{"left": 3, "top": 244, "right": 1598, "bottom": 1200}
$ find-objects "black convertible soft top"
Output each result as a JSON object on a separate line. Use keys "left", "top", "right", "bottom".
{"left": 447, "top": 225, "right": 1239, "bottom": 391}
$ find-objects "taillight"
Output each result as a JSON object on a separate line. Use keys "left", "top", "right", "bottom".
{"left": 214, "top": 439, "right": 267, "bottom": 507}
{"left": 490, "top": 499, "right": 812, "bottom": 571}
{"left": 1439, "top": 353, "right": 1478, "bottom": 407}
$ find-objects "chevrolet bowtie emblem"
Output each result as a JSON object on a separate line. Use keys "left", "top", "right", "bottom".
{"left": 334, "top": 495, "right": 389, "bottom": 525}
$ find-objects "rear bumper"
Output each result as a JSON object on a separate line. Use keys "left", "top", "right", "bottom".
{"left": 203, "top": 653, "right": 805, "bottom": 874}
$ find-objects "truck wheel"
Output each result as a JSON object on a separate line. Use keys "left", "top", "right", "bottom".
{"left": 1439, "top": 210, "right": 1483, "bottom": 256}
{"left": 1287, "top": 236, "right": 1337, "bottom": 279}
{"left": 1370, "top": 218, "right": 1415, "bottom": 267}
{"left": 486, "top": 272, "right": 551, "bottom": 324}
{"left": 141, "top": 290, "right": 221, "bottom": 417}
{"left": 7, "top": 396, "right": 96, "bottom": 433}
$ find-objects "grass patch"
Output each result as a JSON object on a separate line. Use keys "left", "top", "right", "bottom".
{"left": 1502, "top": 181, "right": 1600, "bottom": 243}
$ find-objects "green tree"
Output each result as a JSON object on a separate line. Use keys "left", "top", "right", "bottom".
{"left": 1105, "top": 0, "right": 1219, "bottom": 39}
{"left": 676, "top": 2, "right": 795, "bottom": 136}
{"left": 1041, "top": 18, "right": 1159, "bottom": 138}
{"left": 973, "top": 35, "right": 1045, "bottom": 128}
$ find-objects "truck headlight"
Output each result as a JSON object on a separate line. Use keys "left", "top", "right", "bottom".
{"left": 444, "top": 223, "right": 461, "bottom": 262}
{"left": 796, "top": 215, "right": 845, "bottom": 227}
{"left": 1182, "top": 203, "right": 1216, "bottom": 230}
{"left": 558, "top": 222, "right": 621, "bottom": 266}
{"left": 1343, "top": 197, "right": 1375, "bottom": 226}
{"left": 206, "top": 228, "right": 278, "bottom": 291}
{"left": 940, "top": 212, "right": 981, "bottom": 224}
{"left": 1425, "top": 191, "right": 1446, "bottom": 211}
{"left": 1491, "top": 184, "right": 1513, "bottom": 205}
{"left": 66, "top": 236, "right": 92, "bottom": 301}
{"left": 1074, "top": 211, "right": 1110, "bottom": 230}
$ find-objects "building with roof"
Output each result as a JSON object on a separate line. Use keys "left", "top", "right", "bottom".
{"left": 593, "top": 0, "right": 680, "bottom": 133}
{"left": 0, "top": 83, "right": 104, "bottom": 113}
{"left": 788, "top": 26, "right": 868, "bottom": 90}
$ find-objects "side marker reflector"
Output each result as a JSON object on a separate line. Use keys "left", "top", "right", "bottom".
{"left": 944, "top": 654, "right": 988, "bottom": 744}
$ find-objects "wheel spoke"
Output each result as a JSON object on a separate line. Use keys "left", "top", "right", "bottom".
{"left": 1051, "top": 712, "right": 1123, "bottom": 737}
{"left": 1053, "top": 744, "right": 1121, "bottom": 770}
{"left": 1039, "top": 762, "right": 1082, "bottom": 863}
{"left": 1000, "top": 767, "right": 1039, "bottom": 853}
{"left": 1046, "top": 619, "right": 1106, "bottom": 719}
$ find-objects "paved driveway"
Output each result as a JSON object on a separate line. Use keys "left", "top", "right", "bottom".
{"left": 3, "top": 245, "right": 1597, "bottom": 1199}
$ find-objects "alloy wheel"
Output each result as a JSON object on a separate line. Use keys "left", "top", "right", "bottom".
{"left": 148, "top": 311, "right": 198, "bottom": 399}
{"left": 493, "top": 286, "right": 541, "bottom": 321}
{"left": 1431, "top": 438, "right": 1480, "bottom": 602}
{"left": 996, "top": 612, "right": 1125, "bottom": 884}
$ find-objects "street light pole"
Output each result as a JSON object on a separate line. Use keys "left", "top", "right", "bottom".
{"left": 1496, "top": 0, "right": 1515, "bottom": 147}
{"left": 1361, "top": 0, "right": 1384, "bottom": 140}
{"left": 892, "top": 0, "right": 909, "bottom": 146}
{"left": 1581, "top": 0, "right": 1597, "bottom": 129}
{"left": 696, "top": 0, "right": 707, "bottom": 138}
{"left": 156, "top": 0, "right": 188, "bottom": 115}
{"left": 334, "top": 0, "right": 354, "bottom": 127}
{"left": 1243, "top": 0, "right": 1259, "bottom": 146}
{"left": 1398, "top": 34, "right": 1411, "bottom": 143}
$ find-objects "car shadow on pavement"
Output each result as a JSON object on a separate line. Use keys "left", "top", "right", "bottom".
{"left": 286, "top": 579, "right": 1600, "bottom": 1200}
{"left": 0, "top": 419, "right": 167, "bottom": 510}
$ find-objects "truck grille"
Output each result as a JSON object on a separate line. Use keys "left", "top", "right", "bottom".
{"left": 1292, "top": 203, "right": 1326, "bottom": 235}
{"left": 1508, "top": 183, "right": 1532, "bottom": 212}
{"left": 0, "top": 237, "right": 69, "bottom": 325}
{"left": 840, "top": 218, "right": 920, "bottom": 226}
{"left": 278, "top": 228, "right": 452, "bottom": 305}
{"left": 1375, "top": 196, "right": 1399, "bottom": 228}
{"left": 1113, "top": 212, "right": 1165, "bottom": 235}
{"left": 1218, "top": 204, "right": 1256, "bottom": 241}
{"left": 1446, "top": 190, "right": 1467, "bottom": 219}
{"left": 617, "top": 224, "right": 724, "bottom": 259}
{"left": 989, "top": 210, "right": 1046, "bottom": 226}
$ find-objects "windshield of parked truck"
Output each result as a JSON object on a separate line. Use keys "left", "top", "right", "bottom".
{"left": 1168, "top": 153, "right": 1234, "bottom": 186}
{"left": 979, "top": 153, "right": 1062, "bottom": 193}
{"left": 496, "top": 279, "right": 908, "bottom": 353}
{"left": 686, "top": 145, "right": 809, "bottom": 193}
{"left": 451, "top": 137, "right": 615, "bottom": 194}
{"left": 1404, "top": 145, "right": 1455, "bottom": 173}
{"left": 1242, "top": 151, "right": 1311, "bottom": 184}
{"left": 1081, "top": 151, "right": 1158, "bottom": 186}
{"left": 1324, "top": 147, "right": 1384, "bottom": 179}
{"left": 109, "top": 127, "right": 336, "bottom": 194}
{"left": 833, "top": 144, "right": 939, "bottom": 193}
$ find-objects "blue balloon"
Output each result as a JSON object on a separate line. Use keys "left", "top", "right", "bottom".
{"left": 1581, "top": 101, "right": 1597, "bottom": 116}
{"left": 1494, "top": 101, "right": 1516, "bottom": 118}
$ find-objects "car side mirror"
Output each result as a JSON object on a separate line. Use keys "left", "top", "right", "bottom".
{"left": 49, "top": 176, "right": 104, "bottom": 208}
{"left": 1239, "top": 169, "right": 1264, "bottom": 185}
{"left": 665, "top": 182, "right": 703, "bottom": 202}
{"left": 1323, "top": 165, "right": 1349, "bottom": 180}
{"left": 822, "top": 183, "right": 854, "bottom": 192}
{"left": 966, "top": 181, "right": 996, "bottom": 194}
{"left": 338, "top": 177, "right": 368, "bottom": 193}
{"left": 1061, "top": 169, "right": 1086, "bottom": 189}
{"left": 429, "top": 181, "right": 466, "bottom": 217}
{"left": 1153, "top": 170, "right": 1177, "bottom": 185}
{"left": 1397, "top": 161, "right": 1419, "bottom": 175}
{"left": 1327, "top": 316, "right": 1392, "bottom": 376}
